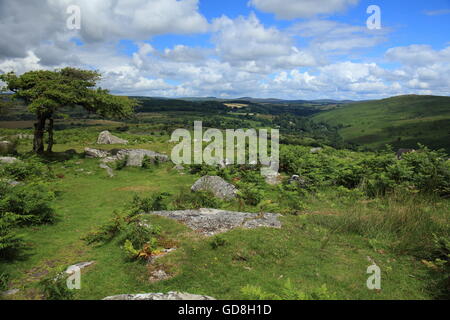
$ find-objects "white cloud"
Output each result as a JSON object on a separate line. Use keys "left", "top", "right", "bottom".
{"left": 249, "top": 0, "right": 359, "bottom": 19}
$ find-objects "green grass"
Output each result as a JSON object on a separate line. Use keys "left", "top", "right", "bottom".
{"left": 1, "top": 154, "right": 444, "bottom": 300}
{"left": 313, "top": 95, "right": 450, "bottom": 151}
{"left": 1, "top": 125, "right": 448, "bottom": 300}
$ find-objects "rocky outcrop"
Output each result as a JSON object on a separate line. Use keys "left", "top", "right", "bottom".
{"left": 85, "top": 148, "right": 168, "bottom": 167}
{"left": 97, "top": 131, "right": 128, "bottom": 145}
{"left": 0, "top": 157, "right": 19, "bottom": 164}
{"left": 191, "top": 176, "right": 238, "bottom": 200}
{"left": 103, "top": 292, "right": 216, "bottom": 301}
{"left": 85, "top": 148, "right": 110, "bottom": 159}
{"left": 145, "top": 208, "right": 282, "bottom": 236}
{"left": 117, "top": 149, "right": 169, "bottom": 167}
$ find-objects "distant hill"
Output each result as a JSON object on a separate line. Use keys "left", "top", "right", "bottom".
{"left": 312, "top": 95, "right": 450, "bottom": 152}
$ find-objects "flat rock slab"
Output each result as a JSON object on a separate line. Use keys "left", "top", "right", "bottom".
{"left": 145, "top": 208, "right": 282, "bottom": 236}
{"left": 103, "top": 292, "right": 215, "bottom": 300}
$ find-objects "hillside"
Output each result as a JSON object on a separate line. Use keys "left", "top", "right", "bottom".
{"left": 312, "top": 95, "right": 450, "bottom": 151}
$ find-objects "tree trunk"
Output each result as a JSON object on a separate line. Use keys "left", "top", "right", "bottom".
{"left": 33, "top": 115, "right": 46, "bottom": 154}
{"left": 47, "top": 117, "right": 54, "bottom": 153}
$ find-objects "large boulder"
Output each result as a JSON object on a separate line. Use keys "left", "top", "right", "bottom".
{"left": 116, "top": 149, "right": 169, "bottom": 167}
{"left": 0, "top": 141, "right": 15, "bottom": 155}
{"left": 97, "top": 131, "right": 128, "bottom": 145}
{"left": 191, "top": 176, "right": 238, "bottom": 200}
{"left": 103, "top": 292, "right": 216, "bottom": 301}
{"left": 146, "top": 208, "right": 282, "bottom": 236}
{"left": 84, "top": 148, "right": 110, "bottom": 159}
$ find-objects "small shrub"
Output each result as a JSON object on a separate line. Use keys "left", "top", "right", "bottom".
{"left": 117, "top": 222, "right": 161, "bottom": 249}
{"left": 39, "top": 269, "right": 74, "bottom": 300}
{"left": 83, "top": 213, "right": 124, "bottom": 244}
{"left": 0, "top": 272, "right": 10, "bottom": 291}
{"left": 0, "top": 182, "right": 55, "bottom": 225}
{"left": 171, "top": 190, "right": 223, "bottom": 210}
{"left": 0, "top": 212, "right": 26, "bottom": 259}
{"left": 114, "top": 156, "right": 128, "bottom": 170}
{"left": 130, "top": 193, "right": 171, "bottom": 215}
{"left": 0, "top": 158, "right": 50, "bottom": 181}
{"left": 238, "top": 184, "right": 264, "bottom": 206}
{"left": 210, "top": 235, "right": 228, "bottom": 249}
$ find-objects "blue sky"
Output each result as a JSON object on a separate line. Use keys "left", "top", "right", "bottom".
{"left": 0, "top": 0, "right": 449, "bottom": 100}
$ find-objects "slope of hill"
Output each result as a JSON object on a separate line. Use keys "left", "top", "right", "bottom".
{"left": 312, "top": 95, "right": 450, "bottom": 151}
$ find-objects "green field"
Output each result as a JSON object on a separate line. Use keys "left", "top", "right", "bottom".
{"left": 0, "top": 123, "right": 448, "bottom": 300}
{"left": 312, "top": 95, "right": 450, "bottom": 151}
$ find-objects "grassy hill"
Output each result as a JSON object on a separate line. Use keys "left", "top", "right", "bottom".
{"left": 312, "top": 95, "right": 450, "bottom": 151}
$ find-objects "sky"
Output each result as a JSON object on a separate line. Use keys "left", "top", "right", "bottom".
{"left": 0, "top": 0, "right": 449, "bottom": 100}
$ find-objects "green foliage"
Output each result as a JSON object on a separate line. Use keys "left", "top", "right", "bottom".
{"left": 117, "top": 222, "right": 161, "bottom": 250}
{"left": 423, "top": 234, "right": 450, "bottom": 298}
{"left": 238, "top": 183, "right": 264, "bottom": 206}
{"left": 114, "top": 155, "right": 128, "bottom": 171}
{"left": 39, "top": 268, "right": 74, "bottom": 300}
{"left": 0, "top": 157, "right": 51, "bottom": 181}
{"left": 0, "top": 272, "right": 9, "bottom": 291}
{"left": 0, "top": 182, "right": 55, "bottom": 225}
{"left": 241, "top": 280, "right": 336, "bottom": 300}
{"left": 130, "top": 193, "right": 171, "bottom": 214}
{"left": 82, "top": 213, "right": 124, "bottom": 245}
{"left": 0, "top": 212, "right": 25, "bottom": 259}
{"left": 280, "top": 144, "right": 450, "bottom": 197}
{"left": 171, "top": 190, "right": 223, "bottom": 210}
{"left": 210, "top": 235, "right": 228, "bottom": 249}
{"left": 309, "top": 193, "right": 449, "bottom": 257}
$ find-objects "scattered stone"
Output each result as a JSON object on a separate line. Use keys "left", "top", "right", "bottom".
{"left": 12, "top": 134, "right": 34, "bottom": 140}
{"left": 99, "top": 163, "right": 115, "bottom": 177}
{"left": 2, "top": 289, "right": 19, "bottom": 296}
{"left": 191, "top": 176, "right": 238, "bottom": 200}
{"left": 396, "top": 148, "right": 416, "bottom": 160}
{"left": 97, "top": 131, "right": 128, "bottom": 145}
{"left": 310, "top": 147, "right": 323, "bottom": 154}
{"left": 65, "top": 261, "right": 95, "bottom": 274}
{"left": 0, "top": 156, "right": 19, "bottom": 164}
{"left": 145, "top": 208, "right": 282, "bottom": 236}
{"left": 103, "top": 292, "right": 216, "bottom": 301}
{"left": 99, "top": 149, "right": 169, "bottom": 167}
{"left": 288, "top": 175, "right": 307, "bottom": 187}
{"left": 149, "top": 270, "right": 171, "bottom": 282}
{"left": 173, "top": 164, "right": 185, "bottom": 171}
{"left": 84, "top": 148, "right": 110, "bottom": 159}
{"left": 7, "top": 180, "right": 21, "bottom": 187}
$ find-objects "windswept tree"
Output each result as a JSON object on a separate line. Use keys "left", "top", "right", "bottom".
{"left": 0, "top": 68, "right": 137, "bottom": 153}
